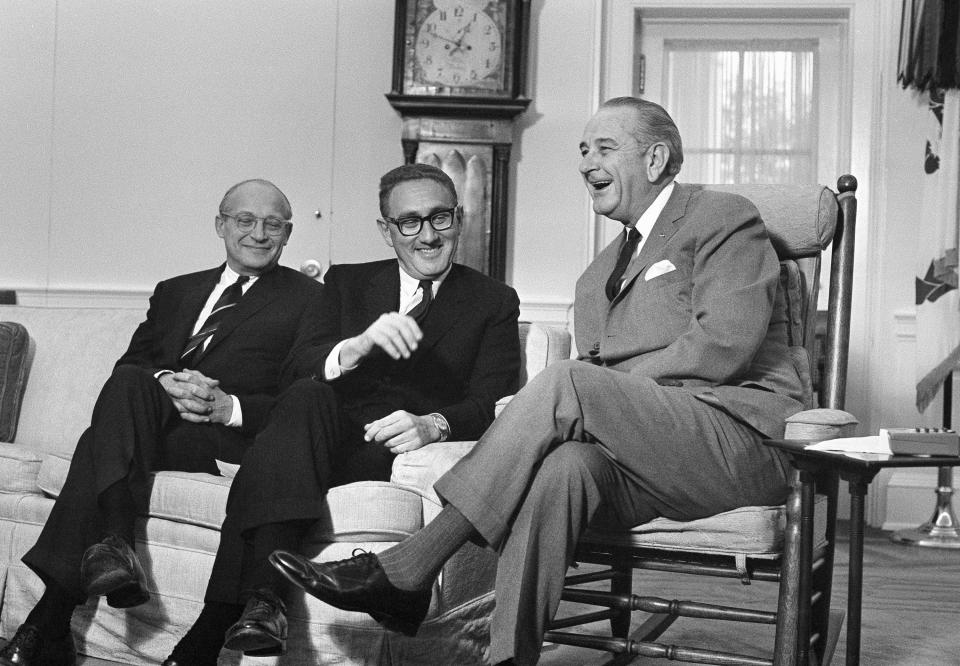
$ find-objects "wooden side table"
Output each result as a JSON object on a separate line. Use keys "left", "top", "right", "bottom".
{"left": 765, "top": 440, "right": 960, "bottom": 665}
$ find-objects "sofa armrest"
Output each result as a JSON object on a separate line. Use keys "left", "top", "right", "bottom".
{"left": 784, "top": 408, "right": 858, "bottom": 441}
{"left": 0, "top": 321, "right": 32, "bottom": 443}
{"left": 390, "top": 440, "right": 477, "bottom": 503}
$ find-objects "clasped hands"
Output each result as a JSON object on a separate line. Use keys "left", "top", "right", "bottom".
{"left": 158, "top": 369, "right": 232, "bottom": 424}
{"left": 340, "top": 312, "right": 441, "bottom": 454}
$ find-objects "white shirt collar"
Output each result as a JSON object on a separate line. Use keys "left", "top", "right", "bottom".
{"left": 220, "top": 264, "right": 258, "bottom": 288}
{"left": 398, "top": 263, "right": 449, "bottom": 298}
{"left": 631, "top": 180, "right": 675, "bottom": 241}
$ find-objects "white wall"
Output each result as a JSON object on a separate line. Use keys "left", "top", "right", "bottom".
{"left": 0, "top": 0, "right": 594, "bottom": 323}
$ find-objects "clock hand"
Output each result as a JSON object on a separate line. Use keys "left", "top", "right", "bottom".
{"left": 451, "top": 15, "right": 479, "bottom": 48}
{"left": 430, "top": 33, "right": 461, "bottom": 47}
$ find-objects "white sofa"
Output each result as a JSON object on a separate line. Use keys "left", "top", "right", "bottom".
{"left": 0, "top": 303, "right": 571, "bottom": 665}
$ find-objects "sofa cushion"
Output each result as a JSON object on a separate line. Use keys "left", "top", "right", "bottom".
{"left": 148, "top": 471, "right": 232, "bottom": 529}
{"left": 0, "top": 443, "right": 42, "bottom": 495}
{"left": 0, "top": 322, "right": 31, "bottom": 443}
{"left": 307, "top": 482, "right": 427, "bottom": 543}
{"left": 37, "top": 454, "right": 427, "bottom": 542}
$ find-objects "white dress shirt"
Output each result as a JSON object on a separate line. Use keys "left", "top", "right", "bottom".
{"left": 323, "top": 264, "right": 449, "bottom": 380}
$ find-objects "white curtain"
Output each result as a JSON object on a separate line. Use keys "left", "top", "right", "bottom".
{"left": 664, "top": 39, "right": 816, "bottom": 185}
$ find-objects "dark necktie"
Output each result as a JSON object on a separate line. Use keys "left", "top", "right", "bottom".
{"left": 405, "top": 280, "right": 433, "bottom": 323}
{"left": 180, "top": 275, "right": 250, "bottom": 364}
{"left": 605, "top": 227, "right": 642, "bottom": 300}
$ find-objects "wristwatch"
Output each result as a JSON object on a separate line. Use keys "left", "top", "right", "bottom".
{"left": 429, "top": 413, "right": 451, "bottom": 442}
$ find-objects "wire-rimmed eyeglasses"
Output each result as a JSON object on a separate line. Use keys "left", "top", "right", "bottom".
{"left": 220, "top": 212, "right": 290, "bottom": 237}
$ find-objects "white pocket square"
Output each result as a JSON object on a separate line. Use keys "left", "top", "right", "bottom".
{"left": 645, "top": 259, "right": 676, "bottom": 281}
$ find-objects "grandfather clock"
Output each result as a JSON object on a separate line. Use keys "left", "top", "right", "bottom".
{"left": 386, "top": 0, "right": 531, "bottom": 281}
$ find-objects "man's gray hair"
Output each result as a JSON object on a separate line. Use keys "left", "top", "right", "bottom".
{"left": 601, "top": 97, "right": 683, "bottom": 176}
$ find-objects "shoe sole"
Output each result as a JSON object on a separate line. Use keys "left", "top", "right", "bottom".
{"left": 222, "top": 627, "right": 287, "bottom": 656}
{"left": 269, "top": 551, "right": 423, "bottom": 637}
{"left": 105, "top": 580, "right": 150, "bottom": 608}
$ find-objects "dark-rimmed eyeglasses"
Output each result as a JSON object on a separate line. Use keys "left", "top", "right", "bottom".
{"left": 220, "top": 212, "right": 290, "bottom": 237}
{"left": 382, "top": 207, "right": 458, "bottom": 237}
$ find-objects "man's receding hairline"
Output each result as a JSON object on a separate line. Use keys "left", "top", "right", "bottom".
{"left": 219, "top": 179, "right": 292, "bottom": 219}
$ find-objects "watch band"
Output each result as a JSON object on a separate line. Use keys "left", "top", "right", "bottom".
{"left": 430, "top": 412, "right": 451, "bottom": 442}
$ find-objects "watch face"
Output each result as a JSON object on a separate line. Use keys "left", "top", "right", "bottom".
{"left": 404, "top": 0, "right": 512, "bottom": 96}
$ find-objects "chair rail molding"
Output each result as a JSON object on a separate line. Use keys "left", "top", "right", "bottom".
{"left": 8, "top": 287, "right": 575, "bottom": 331}
{"left": 12, "top": 287, "right": 151, "bottom": 309}
{"left": 519, "top": 298, "right": 574, "bottom": 327}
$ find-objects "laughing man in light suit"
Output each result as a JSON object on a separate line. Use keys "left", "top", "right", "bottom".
{"left": 271, "top": 97, "right": 807, "bottom": 665}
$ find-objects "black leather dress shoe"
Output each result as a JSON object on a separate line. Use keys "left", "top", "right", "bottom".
{"left": 0, "top": 623, "right": 76, "bottom": 666}
{"left": 80, "top": 534, "right": 150, "bottom": 608}
{"left": 269, "top": 549, "right": 431, "bottom": 636}
{"left": 222, "top": 587, "right": 288, "bottom": 656}
{"left": 160, "top": 655, "right": 211, "bottom": 666}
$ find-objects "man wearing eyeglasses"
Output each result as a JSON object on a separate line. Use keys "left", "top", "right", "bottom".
{"left": 161, "top": 163, "right": 521, "bottom": 664}
{"left": 0, "top": 179, "right": 324, "bottom": 666}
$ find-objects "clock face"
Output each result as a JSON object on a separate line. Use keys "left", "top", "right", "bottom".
{"left": 404, "top": 0, "right": 512, "bottom": 96}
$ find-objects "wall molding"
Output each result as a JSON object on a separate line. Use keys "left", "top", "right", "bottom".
{"left": 893, "top": 309, "right": 917, "bottom": 340}
{"left": 13, "top": 287, "right": 151, "bottom": 309}
{"left": 519, "top": 298, "right": 574, "bottom": 327}
{"left": 9, "top": 287, "right": 575, "bottom": 330}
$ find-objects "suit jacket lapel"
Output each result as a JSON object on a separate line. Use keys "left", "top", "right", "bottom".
{"left": 417, "top": 264, "right": 466, "bottom": 353}
{"left": 364, "top": 262, "right": 401, "bottom": 325}
{"left": 614, "top": 183, "right": 690, "bottom": 301}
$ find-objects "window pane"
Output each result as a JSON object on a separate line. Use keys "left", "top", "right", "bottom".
{"left": 665, "top": 40, "right": 816, "bottom": 184}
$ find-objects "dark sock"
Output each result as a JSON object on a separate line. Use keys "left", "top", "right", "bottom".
{"left": 97, "top": 479, "right": 136, "bottom": 546}
{"left": 24, "top": 581, "right": 77, "bottom": 637}
{"left": 240, "top": 520, "right": 312, "bottom": 600}
{"left": 168, "top": 601, "right": 243, "bottom": 664}
{"left": 377, "top": 504, "right": 477, "bottom": 591}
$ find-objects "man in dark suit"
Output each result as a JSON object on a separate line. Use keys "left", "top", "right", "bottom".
{"left": 0, "top": 179, "right": 323, "bottom": 666}
{"left": 271, "top": 98, "right": 806, "bottom": 665}
{"left": 163, "top": 163, "right": 521, "bottom": 664}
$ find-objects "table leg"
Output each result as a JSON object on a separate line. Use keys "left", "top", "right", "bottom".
{"left": 846, "top": 478, "right": 869, "bottom": 665}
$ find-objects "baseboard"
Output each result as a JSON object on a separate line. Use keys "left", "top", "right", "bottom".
{"left": 881, "top": 467, "right": 957, "bottom": 531}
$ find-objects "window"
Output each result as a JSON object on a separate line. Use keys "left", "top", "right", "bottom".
{"left": 664, "top": 39, "right": 816, "bottom": 184}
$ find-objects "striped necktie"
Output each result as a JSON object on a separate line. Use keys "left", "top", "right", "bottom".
{"left": 605, "top": 227, "right": 641, "bottom": 300}
{"left": 405, "top": 280, "right": 433, "bottom": 323}
{"left": 180, "top": 275, "right": 250, "bottom": 365}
